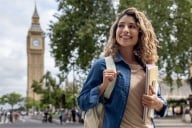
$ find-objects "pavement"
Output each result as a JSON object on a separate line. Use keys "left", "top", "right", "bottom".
{"left": 1, "top": 114, "right": 192, "bottom": 128}
{"left": 35, "top": 115, "right": 192, "bottom": 127}
{"left": 154, "top": 117, "right": 192, "bottom": 128}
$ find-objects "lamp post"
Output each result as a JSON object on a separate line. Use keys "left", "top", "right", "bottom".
{"left": 72, "top": 62, "right": 75, "bottom": 107}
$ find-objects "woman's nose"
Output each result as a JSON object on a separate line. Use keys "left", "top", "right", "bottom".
{"left": 123, "top": 25, "right": 130, "bottom": 32}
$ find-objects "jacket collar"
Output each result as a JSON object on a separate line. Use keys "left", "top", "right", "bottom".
{"left": 115, "top": 51, "right": 126, "bottom": 63}
{"left": 115, "top": 51, "right": 146, "bottom": 70}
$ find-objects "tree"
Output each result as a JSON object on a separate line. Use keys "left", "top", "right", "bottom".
{"left": 0, "top": 92, "right": 23, "bottom": 110}
{"left": 32, "top": 71, "right": 66, "bottom": 109}
{"left": 118, "top": 0, "right": 192, "bottom": 86}
{"left": 63, "top": 80, "right": 79, "bottom": 108}
{"left": 31, "top": 71, "right": 81, "bottom": 109}
{"left": 25, "top": 97, "right": 41, "bottom": 111}
{"left": 48, "top": 0, "right": 116, "bottom": 77}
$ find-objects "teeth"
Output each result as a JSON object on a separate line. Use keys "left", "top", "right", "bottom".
{"left": 122, "top": 35, "right": 131, "bottom": 39}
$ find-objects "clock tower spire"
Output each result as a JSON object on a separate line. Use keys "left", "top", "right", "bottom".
{"left": 30, "top": 3, "right": 43, "bottom": 32}
{"left": 27, "top": 4, "right": 45, "bottom": 101}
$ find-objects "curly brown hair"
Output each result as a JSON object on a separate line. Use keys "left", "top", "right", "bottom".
{"left": 103, "top": 7, "right": 159, "bottom": 64}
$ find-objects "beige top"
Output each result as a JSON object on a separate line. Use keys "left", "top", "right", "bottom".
{"left": 120, "top": 64, "right": 153, "bottom": 128}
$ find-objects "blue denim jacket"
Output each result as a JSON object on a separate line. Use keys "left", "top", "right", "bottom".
{"left": 77, "top": 53, "right": 167, "bottom": 128}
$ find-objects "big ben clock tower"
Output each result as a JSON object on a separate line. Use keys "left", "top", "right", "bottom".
{"left": 27, "top": 5, "right": 44, "bottom": 101}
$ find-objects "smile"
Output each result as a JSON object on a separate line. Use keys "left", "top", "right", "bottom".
{"left": 121, "top": 35, "right": 132, "bottom": 40}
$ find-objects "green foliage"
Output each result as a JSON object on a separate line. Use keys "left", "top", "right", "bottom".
{"left": 119, "top": 0, "right": 192, "bottom": 86}
{"left": 32, "top": 71, "right": 65, "bottom": 108}
{"left": 31, "top": 71, "right": 79, "bottom": 109}
{"left": 48, "top": 0, "right": 192, "bottom": 87}
{"left": 32, "top": 80, "right": 43, "bottom": 94}
{"left": 25, "top": 97, "right": 41, "bottom": 110}
{"left": 48, "top": 0, "right": 115, "bottom": 77}
{"left": 25, "top": 97, "right": 34, "bottom": 109}
{"left": 63, "top": 81, "right": 79, "bottom": 108}
{"left": 0, "top": 92, "right": 23, "bottom": 110}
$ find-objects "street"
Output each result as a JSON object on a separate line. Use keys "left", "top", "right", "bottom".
{"left": 1, "top": 116, "right": 192, "bottom": 128}
{"left": 0, "top": 117, "right": 83, "bottom": 128}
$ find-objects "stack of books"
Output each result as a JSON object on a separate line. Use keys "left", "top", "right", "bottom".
{"left": 143, "top": 64, "right": 159, "bottom": 122}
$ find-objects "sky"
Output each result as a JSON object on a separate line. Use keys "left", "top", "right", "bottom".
{"left": 0, "top": 0, "right": 61, "bottom": 97}
{"left": 0, "top": 0, "right": 120, "bottom": 99}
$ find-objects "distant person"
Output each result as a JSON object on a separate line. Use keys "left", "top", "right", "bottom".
{"left": 59, "top": 109, "right": 64, "bottom": 125}
{"left": 2, "top": 111, "right": 8, "bottom": 124}
{"left": 78, "top": 7, "right": 167, "bottom": 128}
{"left": 71, "top": 108, "right": 76, "bottom": 122}
{"left": 9, "top": 111, "right": 13, "bottom": 123}
{"left": 48, "top": 111, "right": 52, "bottom": 123}
{"left": 43, "top": 110, "right": 48, "bottom": 123}
{"left": 190, "top": 107, "right": 192, "bottom": 123}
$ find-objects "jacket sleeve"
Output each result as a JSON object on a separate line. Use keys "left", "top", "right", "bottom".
{"left": 77, "top": 59, "right": 106, "bottom": 111}
{"left": 155, "top": 91, "right": 168, "bottom": 117}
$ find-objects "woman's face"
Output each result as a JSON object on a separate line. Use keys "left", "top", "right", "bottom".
{"left": 116, "top": 15, "right": 139, "bottom": 49}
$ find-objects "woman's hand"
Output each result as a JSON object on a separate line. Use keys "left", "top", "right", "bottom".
{"left": 99, "top": 69, "right": 119, "bottom": 95}
{"left": 142, "top": 85, "right": 163, "bottom": 112}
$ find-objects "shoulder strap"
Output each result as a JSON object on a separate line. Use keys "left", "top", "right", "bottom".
{"left": 104, "top": 56, "right": 116, "bottom": 99}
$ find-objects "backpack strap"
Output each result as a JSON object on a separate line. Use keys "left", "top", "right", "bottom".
{"left": 104, "top": 56, "right": 116, "bottom": 99}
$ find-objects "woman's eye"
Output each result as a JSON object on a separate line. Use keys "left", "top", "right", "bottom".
{"left": 129, "top": 24, "right": 136, "bottom": 29}
{"left": 118, "top": 24, "right": 124, "bottom": 28}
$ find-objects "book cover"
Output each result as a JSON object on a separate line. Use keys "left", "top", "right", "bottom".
{"left": 143, "top": 64, "right": 158, "bottom": 122}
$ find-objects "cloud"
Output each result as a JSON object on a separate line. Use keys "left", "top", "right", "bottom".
{"left": 0, "top": 0, "right": 59, "bottom": 97}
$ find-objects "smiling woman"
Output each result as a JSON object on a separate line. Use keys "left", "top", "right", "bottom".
{"left": 78, "top": 7, "right": 167, "bottom": 128}
{"left": 116, "top": 15, "right": 140, "bottom": 56}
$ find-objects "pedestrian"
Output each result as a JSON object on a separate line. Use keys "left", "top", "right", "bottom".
{"left": 9, "top": 110, "right": 13, "bottom": 123}
{"left": 59, "top": 109, "right": 64, "bottom": 125}
{"left": 48, "top": 111, "right": 52, "bottom": 123}
{"left": 190, "top": 107, "right": 192, "bottom": 123}
{"left": 5, "top": 111, "right": 9, "bottom": 123}
{"left": 71, "top": 108, "right": 76, "bottom": 122}
{"left": 77, "top": 7, "right": 167, "bottom": 128}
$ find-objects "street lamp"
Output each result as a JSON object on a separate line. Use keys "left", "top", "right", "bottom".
{"left": 72, "top": 62, "right": 75, "bottom": 107}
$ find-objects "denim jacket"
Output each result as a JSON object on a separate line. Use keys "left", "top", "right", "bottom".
{"left": 77, "top": 53, "right": 167, "bottom": 128}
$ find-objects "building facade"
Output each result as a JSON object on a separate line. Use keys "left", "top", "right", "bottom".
{"left": 26, "top": 5, "right": 45, "bottom": 101}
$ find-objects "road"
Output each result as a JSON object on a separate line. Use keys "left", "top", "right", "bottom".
{"left": 0, "top": 117, "right": 83, "bottom": 128}
{"left": 0, "top": 116, "right": 192, "bottom": 128}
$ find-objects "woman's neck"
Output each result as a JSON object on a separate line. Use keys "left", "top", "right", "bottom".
{"left": 119, "top": 47, "right": 138, "bottom": 65}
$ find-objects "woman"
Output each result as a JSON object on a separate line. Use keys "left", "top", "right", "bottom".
{"left": 77, "top": 7, "right": 167, "bottom": 128}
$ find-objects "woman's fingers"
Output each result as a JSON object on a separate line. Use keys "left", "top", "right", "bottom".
{"left": 103, "top": 69, "right": 118, "bottom": 81}
{"left": 142, "top": 95, "right": 153, "bottom": 105}
{"left": 142, "top": 94, "right": 161, "bottom": 109}
{"left": 149, "top": 85, "right": 155, "bottom": 95}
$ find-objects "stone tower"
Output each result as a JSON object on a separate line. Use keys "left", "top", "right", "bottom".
{"left": 26, "top": 5, "right": 45, "bottom": 101}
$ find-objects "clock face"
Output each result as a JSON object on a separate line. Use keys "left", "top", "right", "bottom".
{"left": 32, "top": 39, "right": 40, "bottom": 47}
